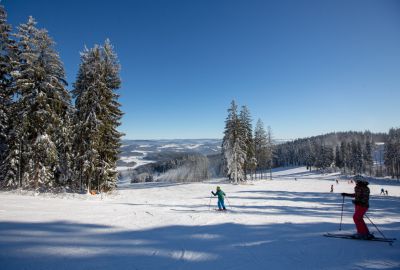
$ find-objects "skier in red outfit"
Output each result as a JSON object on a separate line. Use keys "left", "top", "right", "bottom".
{"left": 341, "top": 175, "right": 373, "bottom": 239}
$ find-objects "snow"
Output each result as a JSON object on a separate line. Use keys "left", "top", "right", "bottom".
{"left": 117, "top": 150, "right": 154, "bottom": 172}
{"left": 1, "top": 167, "right": 400, "bottom": 270}
{"left": 119, "top": 156, "right": 138, "bottom": 163}
{"left": 158, "top": 144, "right": 180, "bottom": 149}
{"left": 185, "top": 144, "right": 203, "bottom": 149}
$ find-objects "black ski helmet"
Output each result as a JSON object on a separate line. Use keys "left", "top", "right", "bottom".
{"left": 354, "top": 175, "right": 368, "bottom": 185}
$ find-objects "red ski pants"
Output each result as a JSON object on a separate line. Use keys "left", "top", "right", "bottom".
{"left": 353, "top": 205, "right": 369, "bottom": 235}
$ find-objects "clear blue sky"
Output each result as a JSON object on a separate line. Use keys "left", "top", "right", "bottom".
{"left": 4, "top": 0, "right": 400, "bottom": 140}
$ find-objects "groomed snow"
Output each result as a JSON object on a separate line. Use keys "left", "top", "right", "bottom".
{"left": 1, "top": 167, "right": 400, "bottom": 270}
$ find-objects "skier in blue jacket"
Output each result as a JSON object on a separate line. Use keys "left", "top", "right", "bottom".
{"left": 212, "top": 186, "right": 226, "bottom": 211}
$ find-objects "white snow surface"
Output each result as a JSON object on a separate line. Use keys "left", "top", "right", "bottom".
{"left": 118, "top": 150, "right": 154, "bottom": 172}
{"left": 1, "top": 167, "right": 400, "bottom": 270}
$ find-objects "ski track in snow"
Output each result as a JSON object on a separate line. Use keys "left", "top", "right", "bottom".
{"left": 1, "top": 167, "right": 400, "bottom": 270}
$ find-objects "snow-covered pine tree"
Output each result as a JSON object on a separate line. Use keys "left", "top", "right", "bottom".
{"left": 73, "top": 40, "right": 123, "bottom": 193}
{"left": 9, "top": 17, "right": 71, "bottom": 190}
{"left": 349, "top": 140, "right": 363, "bottom": 175}
{"left": 72, "top": 45, "right": 102, "bottom": 193}
{"left": 222, "top": 100, "right": 246, "bottom": 184}
{"left": 363, "top": 139, "right": 373, "bottom": 176}
{"left": 239, "top": 105, "right": 256, "bottom": 180}
{"left": 98, "top": 40, "right": 123, "bottom": 191}
{"left": 384, "top": 128, "right": 400, "bottom": 179}
{"left": 254, "top": 119, "right": 268, "bottom": 179}
{"left": 334, "top": 145, "right": 342, "bottom": 169}
{"left": 266, "top": 126, "right": 274, "bottom": 179}
{"left": 304, "top": 139, "right": 314, "bottom": 171}
{"left": 0, "top": 5, "right": 17, "bottom": 188}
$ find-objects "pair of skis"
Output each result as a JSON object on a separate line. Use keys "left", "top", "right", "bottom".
{"left": 324, "top": 233, "right": 396, "bottom": 244}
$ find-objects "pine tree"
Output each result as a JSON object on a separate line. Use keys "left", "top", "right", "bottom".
{"left": 7, "top": 17, "right": 71, "bottom": 189}
{"left": 254, "top": 119, "right": 268, "bottom": 179}
{"left": 0, "top": 5, "right": 17, "bottom": 188}
{"left": 363, "top": 139, "right": 373, "bottom": 175}
{"left": 97, "top": 40, "right": 123, "bottom": 191}
{"left": 335, "top": 145, "right": 342, "bottom": 169}
{"left": 349, "top": 140, "right": 363, "bottom": 175}
{"left": 73, "top": 40, "right": 123, "bottom": 193}
{"left": 384, "top": 128, "right": 400, "bottom": 179}
{"left": 266, "top": 126, "right": 274, "bottom": 179}
{"left": 239, "top": 105, "right": 255, "bottom": 179}
{"left": 222, "top": 100, "right": 246, "bottom": 183}
{"left": 340, "top": 141, "right": 348, "bottom": 173}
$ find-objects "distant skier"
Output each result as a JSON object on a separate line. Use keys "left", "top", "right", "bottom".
{"left": 211, "top": 186, "right": 226, "bottom": 211}
{"left": 385, "top": 190, "right": 388, "bottom": 196}
{"left": 341, "top": 175, "right": 373, "bottom": 239}
{"left": 336, "top": 179, "right": 339, "bottom": 184}
{"left": 330, "top": 185, "right": 334, "bottom": 192}
{"left": 380, "top": 188, "right": 385, "bottom": 195}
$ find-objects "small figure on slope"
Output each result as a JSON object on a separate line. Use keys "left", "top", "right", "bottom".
{"left": 330, "top": 185, "right": 334, "bottom": 193}
{"left": 341, "top": 175, "right": 373, "bottom": 240}
{"left": 211, "top": 186, "right": 227, "bottom": 211}
{"left": 380, "top": 188, "right": 385, "bottom": 195}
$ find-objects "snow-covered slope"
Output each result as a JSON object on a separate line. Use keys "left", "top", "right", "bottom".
{"left": 1, "top": 167, "right": 400, "bottom": 270}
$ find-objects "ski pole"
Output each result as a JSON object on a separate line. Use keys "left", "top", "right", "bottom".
{"left": 225, "top": 197, "right": 232, "bottom": 209}
{"left": 339, "top": 195, "right": 345, "bottom": 231}
{"left": 365, "top": 213, "right": 388, "bottom": 240}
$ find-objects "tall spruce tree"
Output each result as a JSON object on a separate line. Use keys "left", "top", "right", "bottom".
{"left": 7, "top": 17, "right": 71, "bottom": 189}
{"left": 222, "top": 100, "right": 246, "bottom": 183}
{"left": 363, "top": 139, "right": 373, "bottom": 175}
{"left": 0, "top": 5, "right": 17, "bottom": 187}
{"left": 335, "top": 145, "right": 342, "bottom": 169}
{"left": 73, "top": 40, "right": 123, "bottom": 193}
{"left": 239, "top": 105, "right": 255, "bottom": 179}
{"left": 340, "top": 141, "right": 348, "bottom": 173}
{"left": 254, "top": 119, "right": 268, "bottom": 179}
{"left": 266, "top": 126, "right": 274, "bottom": 179}
{"left": 384, "top": 128, "right": 400, "bottom": 179}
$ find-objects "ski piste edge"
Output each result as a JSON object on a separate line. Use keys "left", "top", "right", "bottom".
{"left": 324, "top": 233, "right": 396, "bottom": 243}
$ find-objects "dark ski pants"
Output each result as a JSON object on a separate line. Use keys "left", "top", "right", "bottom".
{"left": 218, "top": 199, "right": 226, "bottom": 210}
{"left": 353, "top": 205, "right": 369, "bottom": 235}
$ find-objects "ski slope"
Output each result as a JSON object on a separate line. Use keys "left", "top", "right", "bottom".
{"left": 1, "top": 167, "right": 400, "bottom": 270}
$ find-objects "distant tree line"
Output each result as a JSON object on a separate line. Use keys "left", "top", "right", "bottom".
{"left": 222, "top": 100, "right": 273, "bottom": 183}
{"left": 385, "top": 128, "right": 400, "bottom": 179}
{"left": 274, "top": 130, "right": 400, "bottom": 179}
{"left": 0, "top": 6, "right": 123, "bottom": 192}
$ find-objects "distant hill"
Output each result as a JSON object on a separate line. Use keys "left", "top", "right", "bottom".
{"left": 118, "top": 139, "right": 222, "bottom": 170}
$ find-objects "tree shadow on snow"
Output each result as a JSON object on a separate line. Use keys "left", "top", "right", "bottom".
{"left": 226, "top": 189, "right": 400, "bottom": 220}
{"left": 1, "top": 220, "right": 400, "bottom": 270}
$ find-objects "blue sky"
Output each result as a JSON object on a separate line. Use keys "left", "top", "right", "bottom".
{"left": 4, "top": 0, "right": 400, "bottom": 140}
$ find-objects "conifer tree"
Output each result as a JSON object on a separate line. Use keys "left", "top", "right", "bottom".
{"left": 363, "top": 139, "right": 373, "bottom": 175}
{"left": 222, "top": 100, "right": 246, "bottom": 183}
{"left": 340, "top": 141, "right": 348, "bottom": 173}
{"left": 8, "top": 17, "right": 71, "bottom": 189}
{"left": 384, "top": 128, "right": 400, "bottom": 179}
{"left": 73, "top": 40, "right": 123, "bottom": 193}
{"left": 239, "top": 105, "right": 255, "bottom": 179}
{"left": 266, "top": 126, "right": 274, "bottom": 179}
{"left": 335, "top": 145, "right": 342, "bottom": 169}
{"left": 254, "top": 119, "right": 268, "bottom": 179}
{"left": 0, "top": 5, "right": 17, "bottom": 187}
